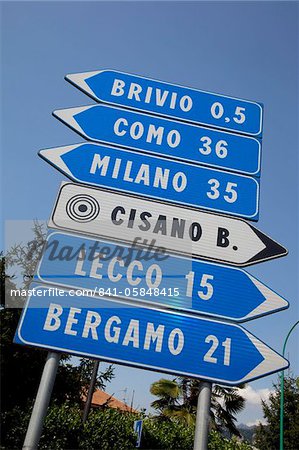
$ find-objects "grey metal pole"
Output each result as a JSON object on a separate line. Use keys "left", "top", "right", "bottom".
{"left": 82, "top": 360, "right": 100, "bottom": 423}
{"left": 23, "top": 352, "right": 60, "bottom": 450}
{"left": 193, "top": 381, "right": 212, "bottom": 450}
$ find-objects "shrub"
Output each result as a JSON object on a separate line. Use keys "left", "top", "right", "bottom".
{"left": 1, "top": 403, "right": 253, "bottom": 449}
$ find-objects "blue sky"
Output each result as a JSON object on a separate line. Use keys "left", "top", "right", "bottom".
{"left": 1, "top": 1, "right": 298, "bottom": 425}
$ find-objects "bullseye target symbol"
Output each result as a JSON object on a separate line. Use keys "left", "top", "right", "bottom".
{"left": 66, "top": 195, "right": 100, "bottom": 222}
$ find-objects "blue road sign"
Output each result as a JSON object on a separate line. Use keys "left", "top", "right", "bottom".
{"left": 39, "top": 143, "right": 260, "bottom": 220}
{"left": 35, "top": 231, "right": 289, "bottom": 322}
{"left": 134, "top": 420, "right": 143, "bottom": 448}
{"left": 53, "top": 104, "right": 261, "bottom": 176}
{"left": 65, "top": 70, "right": 263, "bottom": 137}
{"left": 15, "top": 284, "right": 288, "bottom": 385}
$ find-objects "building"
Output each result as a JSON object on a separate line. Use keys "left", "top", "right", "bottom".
{"left": 82, "top": 389, "right": 138, "bottom": 413}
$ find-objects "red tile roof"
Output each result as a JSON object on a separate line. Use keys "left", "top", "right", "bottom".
{"left": 82, "top": 389, "right": 138, "bottom": 413}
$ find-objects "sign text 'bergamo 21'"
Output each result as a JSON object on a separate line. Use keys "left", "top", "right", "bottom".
{"left": 15, "top": 284, "right": 288, "bottom": 386}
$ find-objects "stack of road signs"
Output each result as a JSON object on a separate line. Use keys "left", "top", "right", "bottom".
{"left": 15, "top": 70, "right": 289, "bottom": 385}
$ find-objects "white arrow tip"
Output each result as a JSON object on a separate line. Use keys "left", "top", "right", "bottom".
{"left": 39, "top": 144, "right": 82, "bottom": 178}
{"left": 53, "top": 105, "right": 92, "bottom": 121}
{"left": 241, "top": 329, "right": 289, "bottom": 383}
{"left": 65, "top": 71, "right": 102, "bottom": 97}
{"left": 246, "top": 274, "right": 289, "bottom": 319}
{"left": 53, "top": 106, "right": 93, "bottom": 135}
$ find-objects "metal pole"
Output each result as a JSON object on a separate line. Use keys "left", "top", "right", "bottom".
{"left": 194, "top": 381, "right": 212, "bottom": 450}
{"left": 23, "top": 352, "right": 60, "bottom": 450}
{"left": 82, "top": 360, "right": 100, "bottom": 423}
{"left": 280, "top": 320, "right": 299, "bottom": 450}
{"left": 130, "top": 389, "right": 135, "bottom": 412}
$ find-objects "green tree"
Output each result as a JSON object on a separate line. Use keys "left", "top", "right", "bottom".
{"left": 1, "top": 223, "right": 114, "bottom": 438}
{"left": 5, "top": 220, "right": 46, "bottom": 291}
{"left": 150, "top": 377, "right": 245, "bottom": 436}
{"left": 0, "top": 245, "right": 49, "bottom": 412}
{"left": 1, "top": 403, "right": 253, "bottom": 449}
{"left": 254, "top": 376, "right": 299, "bottom": 449}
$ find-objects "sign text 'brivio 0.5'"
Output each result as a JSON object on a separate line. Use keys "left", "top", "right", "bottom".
{"left": 40, "top": 143, "right": 260, "bottom": 220}
{"left": 15, "top": 284, "right": 288, "bottom": 385}
{"left": 65, "top": 70, "right": 263, "bottom": 136}
{"left": 49, "top": 183, "right": 287, "bottom": 267}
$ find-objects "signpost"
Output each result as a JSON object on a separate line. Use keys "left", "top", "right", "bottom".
{"left": 35, "top": 231, "right": 288, "bottom": 322}
{"left": 16, "top": 68, "right": 289, "bottom": 450}
{"left": 15, "top": 284, "right": 288, "bottom": 386}
{"left": 48, "top": 182, "right": 287, "bottom": 266}
{"left": 65, "top": 70, "right": 263, "bottom": 136}
{"left": 53, "top": 104, "right": 261, "bottom": 176}
{"left": 39, "top": 142, "right": 260, "bottom": 220}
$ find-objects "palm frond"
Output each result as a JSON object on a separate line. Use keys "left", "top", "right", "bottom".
{"left": 150, "top": 378, "right": 181, "bottom": 399}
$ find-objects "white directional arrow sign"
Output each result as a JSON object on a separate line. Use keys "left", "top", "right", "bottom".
{"left": 49, "top": 183, "right": 287, "bottom": 267}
